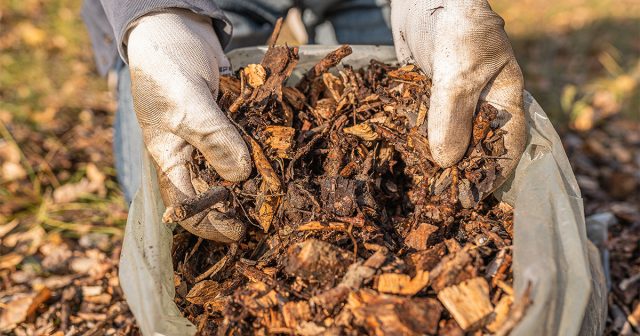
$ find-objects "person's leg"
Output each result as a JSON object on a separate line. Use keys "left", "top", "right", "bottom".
{"left": 113, "top": 62, "right": 144, "bottom": 203}
{"left": 302, "top": 0, "right": 393, "bottom": 45}
{"left": 214, "top": 0, "right": 294, "bottom": 50}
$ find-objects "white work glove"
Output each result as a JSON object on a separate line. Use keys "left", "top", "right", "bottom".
{"left": 127, "top": 9, "right": 251, "bottom": 242}
{"left": 391, "top": 0, "right": 526, "bottom": 187}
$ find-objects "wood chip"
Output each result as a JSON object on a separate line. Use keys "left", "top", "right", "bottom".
{"left": 282, "top": 301, "right": 312, "bottom": 329}
{"left": 263, "top": 125, "right": 295, "bottom": 159}
{"left": 349, "top": 289, "right": 443, "bottom": 335}
{"left": 376, "top": 270, "right": 430, "bottom": 295}
{"left": 244, "top": 64, "right": 267, "bottom": 88}
{"left": 487, "top": 294, "right": 513, "bottom": 333}
{"left": 437, "top": 277, "right": 493, "bottom": 331}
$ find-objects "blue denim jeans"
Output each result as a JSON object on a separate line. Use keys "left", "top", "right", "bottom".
{"left": 113, "top": 8, "right": 393, "bottom": 202}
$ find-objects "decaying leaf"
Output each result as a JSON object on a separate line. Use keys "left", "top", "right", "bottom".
{"left": 387, "top": 64, "right": 428, "bottom": 81}
{"left": 0, "top": 294, "right": 33, "bottom": 332}
{"left": 0, "top": 288, "right": 51, "bottom": 332}
{"left": 343, "top": 123, "right": 379, "bottom": 141}
{"left": 53, "top": 163, "right": 106, "bottom": 203}
{"left": 248, "top": 137, "right": 281, "bottom": 192}
{"left": 0, "top": 141, "right": 26, "bottom": 182}
{"left": 186, "top": 280, "right": 222, "bottom": 305}
{"left": 0, "top": 252, "right": 23, "bottom": 269}
{"left": 376, "top": 270, "right": 430, "bottom": 295}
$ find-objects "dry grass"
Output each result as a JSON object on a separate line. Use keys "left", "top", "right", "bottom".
{"left": 494, "top": 0, "right": 640, "bottom": 127}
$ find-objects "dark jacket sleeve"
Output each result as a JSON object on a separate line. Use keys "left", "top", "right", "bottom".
{"left": 81, "top": 0, "right": 390, "bottom": 76}
{"left": 82, "top": 0, "right": 233, "bottom": 76}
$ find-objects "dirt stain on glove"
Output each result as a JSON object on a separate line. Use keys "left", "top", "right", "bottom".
{"left": 129, "top": 67, "right": 176, "bottom": 128}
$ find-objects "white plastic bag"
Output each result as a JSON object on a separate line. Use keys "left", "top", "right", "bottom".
{"left": 119, "top": 46, "right": 606, "bottom": 336}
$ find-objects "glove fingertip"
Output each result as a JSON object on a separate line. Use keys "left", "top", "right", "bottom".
{"left": 205, "top": 130, "right": 252, "bottom": 182}
{"left": 427, "top": 89, "right": 475, "bottom": 168}
{"left": 430, "top": 140, "right": 468, "bottom": 168}
{"left": 217, "top": 149, "right": 252, "bottom": 182}
{"left": 206, "top": 211, "right": 246, "bottom": 242}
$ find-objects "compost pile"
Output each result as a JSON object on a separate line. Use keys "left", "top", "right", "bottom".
{"left": 171, "top": 27, "right": 526, "bottom": 336}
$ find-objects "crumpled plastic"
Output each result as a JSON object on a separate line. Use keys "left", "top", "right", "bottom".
{"left": 118, "top": 46, "right": 607, "bottom": 336}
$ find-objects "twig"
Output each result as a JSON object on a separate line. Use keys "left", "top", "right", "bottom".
{"left": 620, "top": 272, "right": 640, "bottom": 291}
{"left": 195, "top": 243, "right": 238, "bottom": 282}
{"left": 495, "top": 282, "right": 533, "bottom": 336}
{"left": 162, "top": 186, "right": 229, "bottom": 224}
{"left": 185, "top": 238, "right": 203, "bottom": 264}
{"left": 267, "top": 17, "right": 284, "bottom": 47}
{"left": 286, "top": 124, "right": 331, "bottom": 180}
{"left": 297, "top": 45, "right": 353, "bottom": 93}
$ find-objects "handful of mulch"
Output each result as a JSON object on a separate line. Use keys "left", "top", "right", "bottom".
{"left": 170, "top": 23, "right": 529, "bottom": 335}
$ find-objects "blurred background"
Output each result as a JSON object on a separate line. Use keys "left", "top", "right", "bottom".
{"left": 0, "top": 0, "right": 638, "bottom": 334}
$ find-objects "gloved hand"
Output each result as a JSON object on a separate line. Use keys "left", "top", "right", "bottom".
{"left": 127, "top": 9, "right": 251, "bottom": 242}
{"left": 391, "top": 0, "right": 526, "bottom": 187}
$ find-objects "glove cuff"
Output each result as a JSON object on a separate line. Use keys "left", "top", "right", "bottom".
{"left": 127, "top": 8, "right": 230, "bottom": 72}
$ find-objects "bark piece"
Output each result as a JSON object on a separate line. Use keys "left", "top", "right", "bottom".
{"left": 407, "top": 242, "right": 447, "bottom": 272}
{"left": 404, "top": 223, "right": 439, "bottom": 251}
{"left": 387, "top": 64, "right": 428, "bottom": 81}
{"left": 310, "top": 248, "right": 387, "bottom": 310}
{"left": 284, "top": 239, "right": 353, "bottom": 287}
{"left": 248, "top": 137, "right": 281, "bottom": 192}
{"left": 319, "top": 177, "right": 361, "bottom": 217}
{"left": 250, "top": 45, "right": 299, "bottom": 111}
{"left": 471, "top": 103, "right": 498, "bottom": 146}
{"left": 313, "top": 98, "right": 336, "bottom": 120}
{"left": 255, "top": 181, "right": 280, "bottom": 233}
{"left": 349, "top": 289, "right": 442, "bottom": 336}
{"left": 343, "top": 123, "right": 379, "bottom": 141}
{"left": 283, "top": 86, "right": 306, "bottom": 110}
{"left": 430, "top": 246, "right": 479, "bottom": 292}
{"left": 244, "top": 64, "right": 267, "bottom": 88}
